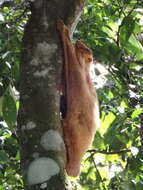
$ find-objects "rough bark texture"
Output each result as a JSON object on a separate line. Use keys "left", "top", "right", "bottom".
{"left": 17, "top": 0, "right": 86, "bottom": 189}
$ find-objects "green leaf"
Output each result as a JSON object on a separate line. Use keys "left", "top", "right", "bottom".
{"left": 119, "top": 16, "right": 135, "bottom": 46}
{"left": 3, "top": 7, "right": 9, "bottom": 13}
{"left": 2, "top": 92, "right": 17, "bottom": 128}
{"left": 126, "top": 34, "right": 143, "bottom": 60}
{"left": 131, "top": 108, "right": 143, "bottom": 119}
{"left": 121, "top": 181, "right": 135, "bottom": 190}
{"left": 116, "top": 134, "right": 129, "bottom": 144}
{"left": 93, "top": 131, "right": 105, "bottom": 149}
{"left": 0, "top": 150, "right": 9, "bottom": 163}
{"left": 135, "top": 182, "right": 143, "bottom": 190}
{"left": 11, "top": 61, "right": 19, "bottom": 83}
{"left": 0, "top": 97, "right": 3, "bottom": 115}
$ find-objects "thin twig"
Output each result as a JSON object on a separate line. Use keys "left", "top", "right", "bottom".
{"left": 88, "top": 149, "right": 131, "bottom": 154}
{"left": 91, "top": 153, "right": 107, "bottom": 190}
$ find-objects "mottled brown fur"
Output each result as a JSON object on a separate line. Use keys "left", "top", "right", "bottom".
{"left": 57, "top": 20, "right": 100, "bottom": 177}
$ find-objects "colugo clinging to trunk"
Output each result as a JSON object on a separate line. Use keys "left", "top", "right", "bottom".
{"left": 57, "top": 20, "right": 100, "bottom": 177}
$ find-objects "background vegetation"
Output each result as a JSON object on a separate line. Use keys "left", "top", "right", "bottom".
{"left": 0, "top": 0, "right": 143, "bottom": 189}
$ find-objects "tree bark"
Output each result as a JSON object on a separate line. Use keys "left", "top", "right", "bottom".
{"left": 17, "top": 0, "right": 86, "bottom": 189}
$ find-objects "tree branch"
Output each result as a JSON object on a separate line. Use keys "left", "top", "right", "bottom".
{"left": 88, "top": 149, "right": 131, "bottom": 154}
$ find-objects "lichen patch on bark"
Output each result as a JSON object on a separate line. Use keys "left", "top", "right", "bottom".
{"left": 27, "top": 157, "right": 60, "bottom": 185}
{"left": 21, "top": 121, "right": 36, "bottom": 131}
{"left": 40, "top": 129, "right": 65, "bottom": 151}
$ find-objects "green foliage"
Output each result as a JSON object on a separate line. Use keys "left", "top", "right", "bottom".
{"left": 0, "top": 0, "right": 143, "bottom": 189}
{"left": 2, "top": 91, "right": 17, "bottom": 127}
{"left": 74, "top": 0, "right": 143, "bottom": 189}
{"left": 0, "top": 0, "right": 27, "bottom": 189}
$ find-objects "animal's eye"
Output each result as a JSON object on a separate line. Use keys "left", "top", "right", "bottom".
{"left": 87, "top": 57, "right": 92, "bottom": 62}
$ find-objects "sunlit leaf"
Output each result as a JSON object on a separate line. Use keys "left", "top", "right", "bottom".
{"left": 131, "top": 108, "right": 143, "bottom": 119}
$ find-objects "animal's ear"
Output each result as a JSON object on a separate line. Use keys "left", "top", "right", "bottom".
{"left": 75, "top": 40, "right": 92, "bottom": 54}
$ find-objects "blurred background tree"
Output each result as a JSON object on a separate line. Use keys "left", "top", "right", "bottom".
{"left": 0, "top": 0, "right": 143, "bottom": 189}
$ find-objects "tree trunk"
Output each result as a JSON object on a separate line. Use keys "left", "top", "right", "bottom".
{"left": 17, "top": 0, "right": 86, "bottom": 189}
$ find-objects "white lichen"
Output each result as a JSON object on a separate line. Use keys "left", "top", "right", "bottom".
{"left": 40, "top": 182, "right": 47, "bottom": 189}
{"left": 27, "top": 121, "right": 36, "bottom": 130}
{"left": 36, "top": 42, "right": 57, "bottom": 61}
{"left": 30, "top": 42, "right": 57, "bottom": 66}
{"left": 42, "top": 17, "right": 49, "bottom": 30}
{"left": 27, "top": 157, "right": 60, "bottom": 185}
{"left": 30, "top": 57, "right": 40, "bottom": 66}
{"left": 33, "top": 68, "right": 52, "bottom": 78}
{"left": 32, "top": 152, "right": 40, "bottom": 159}
{"left": 34, "top": 145, "right": 38, "bottom": 149}
{"left": 40, "top": 130, "right": 65, "bottom": 151}
{"left": 21, "top": 121, "right": 36, "bottom": 131}
{"left": 21, "top": 125, "right": 26, "bottom": 131}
